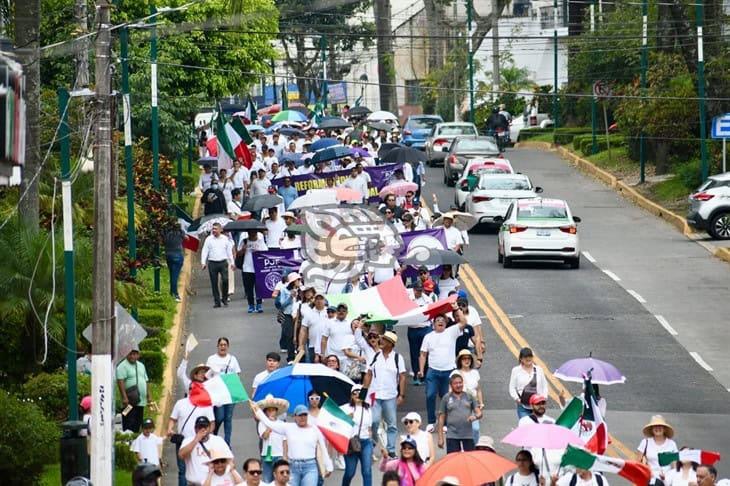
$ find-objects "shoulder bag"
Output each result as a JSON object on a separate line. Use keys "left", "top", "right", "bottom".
{"left": 125, "top": 362, "right": 141, "bottom": 406}
{"left": 519, "top": 366, "right": 538, "bottom": 407}
{"left": 347, "top": 407, "right": 365, "bottom": 455}
{"left": 170, "top": 405, "right": 198, "bottom": 446}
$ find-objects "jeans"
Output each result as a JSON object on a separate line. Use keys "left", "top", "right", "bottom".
{"left": 166, "top": 253, "right": 184, "bottom": 298}
{"left": 407, "top": 327, "right": 431, "bottom": 378}
{"left": 472, "top": 417, "right": 481, "bottom": 444}
{"left": 446, "top": 438, "right": 475, "bottom": 454}
{"left": 290, "top": 458, "right": 319, "bottom": 486}
{"left": 121, "top": 405, "right": 144, "bottom": 433}
{"left": 262, "top": 455, "right": 282, "bottom": 483}
{"left": 343, "top": 438, "right": 373, "bottom": 486}
{"left": 371, "top": 398, "right": 397, "bottom": 455}
{"left": 425, "top": 369, "right": 453, "bottom": 424}
{"left": 280, "top": 314, "right": 295, "bottom": 361}
{"left": 516, "top": 403, "right": 532, "bottom": 419}
{"left": 213, "top": 403, "right": 235, "bottom": 446}
{"left": 175, "top": 440, "right": 187, "bottom": 486}
{"left": 242, "top": 271, "right": 261, "bottom": 306}
{"left": 207, "top": 260, "right": 229, "bottom": 305}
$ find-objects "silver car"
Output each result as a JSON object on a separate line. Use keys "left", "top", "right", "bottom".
{"left": 424, "top": 122, "right": 479, "bottom": 166}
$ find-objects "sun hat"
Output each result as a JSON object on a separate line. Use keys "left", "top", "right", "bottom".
{"left": 436, "top": 476, "right": 461, "bottom": 486}
{"left": 529, "top": 394, "right": 547, "bottom": 406}
{"left": 457, "top": 349, "right": 474, "bottom": 360}
{"left": 189, "top": 363, "right": 210, "bottom": 379}
{"left": 642, "top": 415, "right": 674, "bottom": 438}
{"left": 293, "top": 404, "right": 309, "bottom": 416}
{"left": 351, "top": 384, "right": 363, "bottom": 393}
{"left": 401, "top": 412, "right": 422, "bottom": 424}
{"left": 282, "top": 211, "right": 296, "bottom": 219}
{"left": 381, "top": 331, "right": 398, "bottom": 345}
{"left": 80, "top": 395, "right": 92, "bottom": 411}
{"left": 286, "top": 272, "right": 302, "bottom": 284}
{"left": 449, "top": 370, "right": 463, "bottom": 381}
{"left": 256, "top": 394, "right": 290, "bottom": 416}
{"left": 475, "top": 435, "right": 495, "bottom": 450}
{"left": 202, "top": 448, "right": 234, "bottom": 464}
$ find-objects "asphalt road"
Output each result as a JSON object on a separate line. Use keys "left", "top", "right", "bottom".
{"left": 163, "top": 147, "right": 730, "bottom": 485}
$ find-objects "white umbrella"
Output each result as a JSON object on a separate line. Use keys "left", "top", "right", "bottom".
{"left": 367, "top": 110, "right": 398, "bottom": 122}
{"left": 288, "top": 188, "right": 364, "bottom": 210}
{"left": 432, "top": 211, "right": 477, "bottom": 232}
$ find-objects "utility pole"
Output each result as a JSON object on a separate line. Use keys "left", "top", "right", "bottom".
{"left": 271, "top": 59, "right": 277, "bottom": 104}
{"left": 696, "top": 0, "right": 709, "bottom": 181}
{"left": 553, "top": 0, "right": 560, "bottom": 129}
{"left": 373, "top": 0, "right": 397, "bottom": 113}
{"left": 73, "top": 0, "right": 89, "bottom": 88}
{"left": 150, "top": 5, "right": 161, "bottom": 292}
{"left": 491, "top": 0, "right": 500, "bottom": 96}
{"left": 467, "top": 0, "right": 475, "bottom": 123}
{"left": 321, "top": 36, "right": 328, "bottom": 108}
{"left": 90, "top": 1, "right": 116, "bottom": 483}
{"left": 590, "top": 1, "right": 595, "bottom": 33}
{"left": 639, "top": 0, "right": 648, "bottom": 183}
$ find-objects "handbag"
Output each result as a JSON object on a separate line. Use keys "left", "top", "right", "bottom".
{"left": 125, "top": 362, "right": 141, "bottom": 406}
{"left": 170, "top": 405, "right": 198, "bottom": 446}
{"left": 519, "top": 366, "right": 538, "bottom": 407}
{"left": 347, "top": 407, "right": 365, "bottom": 455}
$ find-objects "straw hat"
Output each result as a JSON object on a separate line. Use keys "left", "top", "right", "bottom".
{"left": 189, "top": 363, "right": 210, "bottom": 379}
{"left": 642, "top": 415, "right": 674, "bottom": 438}
{"left": 476, "top": 435, "right": 495, "bottom": 450}
{"left": 436, "top": 477, "right": 461, "bottom": 486}
{"left": 256, "top": 394, "right": 290, "bottom": 416}
{"left": 202, "top": 448, "right": 234, "bottom": 465}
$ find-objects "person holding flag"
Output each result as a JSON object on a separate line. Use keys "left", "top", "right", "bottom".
{"left": 637, "top": 415, "right": 678, "bottom": 483}
{"left": 341, "top": 384, "right": 373, "bottom": 486}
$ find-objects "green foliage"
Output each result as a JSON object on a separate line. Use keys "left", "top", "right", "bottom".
{"left": 675, "top": 158, "right": 703, "bottom": 191}
{"left": 650, "top": 175, "right": 694, "bottom": 203}
{"left": 0, "top": 390, "right": 60, "bottom": 485}
{"left": 21, "top": 371, "right": 91, "bottom": 422}
{"left": 41, "top": 464, "right": 133, "bottom": 486}
{"left": 422, "top": 46, "right": 469, "bottom": 121}
{"left": 139, "top": 337, "right": 162, "bottom": 352}
{"left": 141, "top": 351, "right": 166, "bottom": 383}
{"left": 137, "top": 309, "right": 168, "bottom": 329}
{"left": 115, "top": 432, "right": 140, "bottom": 471}
{"left": 552, "top": 128, "right": 592, "bottom": 145}
{"left": 573, "top": 134, "right": 627, "bottom": 156}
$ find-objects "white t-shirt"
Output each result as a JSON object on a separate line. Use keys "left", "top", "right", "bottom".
{"left": 556, "top": 473, "right": 609, "bottom": 486}
{"left": 443, "top": 226, "right": 464, "bottom": 251}
{"left": 508, "top": 472, "right": 540, "bottom": 486}
{"left": 227, "top": 200, "right": 242, "bottom": 217}
{"left": 208, "top": 471, "right": 242, "bottom": 486}
{"left": 254, "top": 410, "right": 333, "bottom": 472}
{"left": 301, "top": 306, "right": 329, "bottom": 353}
{"left": 265, "top": 218, "right": 287, "bottom": 248}
{"left": 369, "top": 259, "right": 400, "bottom": 284}
{"left": 258, "top": 418, "right": 287, "bottom": 456}
{"left": 460, "top": 368, "right": 481, "bottom": 397}
{"left": 252, "top": 369, "right": 275, "bottom": 391}
{"left": 181, "top": 434, "right": 232, "bottom": 485}
{"left": 206, "top": 353, "right": 242, "bottom": 375}
{"left": 251, "top": 177, "right": 271, "bottom": 197}
{"left": 280, "top": 235, "right": 302, "bottom": 249}
{"left": 402, "top": 430, "right": 431, "bottom": 462}
{"left": 238, "top": 235, "right": 268, "bottom": 273}
{"left": 367, "top": 350, "right": 407, "bottom": 400}
{"left": 170, "top": 398, "right": 215, "bottom": 438}
{"left": 231, "top": 167, "right": 250, "bottom": 189}
{"left": 322, "top": 318, "right": 354, "bottom": 361}
{"left": 130, "top": 433, "right": 163, "bottom": 466}
{"left": 665, "top": 468, "right": 697, "bottom": 486}
{"left": 420, "top": 326, "right": 462, "bottom": 371}
{"left": 438, "top": 277, "right": 460, "bottom": 297}
{"left": 342, "top": 176, "right": 368, "bottom": 203}
{"left": 637, "top": 437, "right": 678, "bottom": 478}
{"left": 341, "top": 404, "right": 372, "bottom": 439}
{"left": 467, "top": 305, "right": 482, "bottom": 327}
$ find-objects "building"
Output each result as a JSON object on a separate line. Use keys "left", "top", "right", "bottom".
{"left": 0, "top": 43, "right": 24, "bottom": 187}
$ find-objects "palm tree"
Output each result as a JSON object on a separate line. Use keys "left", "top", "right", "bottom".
{"left": 500, "top": 64, "right": 535, "bottom": 94}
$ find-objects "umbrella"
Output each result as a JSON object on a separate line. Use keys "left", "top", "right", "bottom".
{"left": 502, "top": 423, "right": 584, "bottom": 449}
{"left": 379, "top": 182, "right": 418, "bottom": 199}
{"left": 348, "top": 106, "right": 371, "bottom": 117}
{"left": 378, "top": 143, "right": 403, "bottom": 158}
{"left": 289, "top": 105, "right": 311, "bottom": 117}
{"left": 380, "top": 146, "right": 428, "bottom": 164}
{"left": 350, "top": 147, "right": 372, "bottom": 158}
{"left": 252, "top": 363, "right": 356, "bottom": 413}
{"left": 318, "top": 118, "right": 352, "bottom": 130}
{"left": 284, "top": 223, "right": 308, "bottom": 235}
{"left": 188, "top": 214, "right": 233, "bottom": 234}
{"left": 196, "top": 156, "right": 217, "bottom": 166}
{"left": 272, "top": 110, "right": 308, "bottom": 123}
{"left": 223, "top": 220, "right": 267, "bottom": 232}
{"left": 368, "top": 121, "right": 395, "bottom": 132}
{"left": 416, "top": 451, "right": 516, "bottom": 486}
{"left": 311, "top": 138, "right": 341, "bottom": 152}
{"left": 280, "top": 127, "right": 305, "bottom": 137}
{"left": 367, "top": 110, "right": 398, "bottom": 122}
{"left": 288, "top": 188, "right": 364, "bottom": 210}
{"left": 257, "top": 102, "right": 308, "bottom": 116}
{"left": 312, "top": 145, "right": 353, "bottom": 164}
{"left": 245, "top": 124, "right": 265, "bottom": 132}
{"left": 242, "top": 194, "right": 284, "bottom": 212}
{"left": 402, "top": 248, "right": 467, "bottom": 267}
{"left": 554, "top": 357, "right": 626, "bottom": 385}
{"left": 279, "top": 153, "right": 304, "bottom": 167}
{"left": 432, "top": 211, "right": 478, "bottom": 232}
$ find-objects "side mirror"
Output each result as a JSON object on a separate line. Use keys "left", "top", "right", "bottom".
{"left": 441, "top": 146, "right": 449, "bottom": 152}
{"left": 460, "top": 180, "right": 469, "bottom": 190}
{"left": 534, "top": 186, "right": 543, "bottom": 193}
{"left": 493, "top": 215, "right": 504, "bottom": 224}
{"left": 573, "top": 216, "right": 582, "bottom": 223}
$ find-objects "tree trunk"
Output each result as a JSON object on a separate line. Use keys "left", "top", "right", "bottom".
{"left": 655, "top": 140, "right": 670, "bottom": 175}
{"left": 656, "top": 3, "right": 674, "bottom": 52}
{"left": 14, "top": 0, "right": 41, "bottom": 230}
{"left": 373, "top": 0, "right": 397, "bottom": 113}
{"left": 423, "top": 0, "right": 446, "bottom": 74}
{"left": 74, "top": 0, "right": 89, "bottom": 88}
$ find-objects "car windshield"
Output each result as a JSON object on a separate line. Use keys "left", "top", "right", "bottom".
{"left": 517, "top": 204, "right": 568, "bottom": 219}
{"left": 439, "top": 125, "right": 477, "bottom": 136}
{"left": 478, "top": 177, "right": 531, "bottom": 190}
{"left": 409, "top": 118, "right": 441, "bottom": 129}
{"left": 456, "top": 139, "right": 499, "bottom": 153}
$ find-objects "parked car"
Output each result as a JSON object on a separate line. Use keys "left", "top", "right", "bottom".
{"left": 424, "top": 122, "right": 479, "bottom": 165}
{"left": 402, "top": 115, "right": 444, "bottom": 149}
{"left": 464, "top": 173, "right": 542, "bottom": 227}
{"left": 454, "top": 159, "right": 515, "bottom": 210}
{"left": 442, "top": 136, "right": 501, "bottom": 187}
{"left": 687, "top": 172, "right": 730, "bottom": 239}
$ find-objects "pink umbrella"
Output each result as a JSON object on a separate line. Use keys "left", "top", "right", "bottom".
{"left": 288, "top": 188, "right": 364, "bottom": 210}
{"left": 502, "top": 423, "right": 584, "bottom": 449}
{"left": 379, "top": 181, "right": 418, "bottom": 199}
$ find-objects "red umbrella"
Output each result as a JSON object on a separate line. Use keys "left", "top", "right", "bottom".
{"left": 416, "top": 451, "right": 516, "bottom": 486}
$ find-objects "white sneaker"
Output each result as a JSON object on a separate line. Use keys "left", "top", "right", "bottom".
{"left": 335, "top": 455, "right": 346, "bottom": 470}
{"left": 426, "top": 423, "right": 435, "bottom": 433}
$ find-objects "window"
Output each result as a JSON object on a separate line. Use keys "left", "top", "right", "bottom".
{"left": 405, "top": 80, "right": 421, "bottom": 105}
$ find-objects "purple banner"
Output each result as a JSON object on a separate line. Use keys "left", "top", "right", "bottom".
{"left": 397, "top": 228, "right": 447, "bottom": 280}
{"left": 271, "top": 162, "right": 403, "bottom": 203}
{"left": 252, "top": 249, "right": 302, "bottom": 299}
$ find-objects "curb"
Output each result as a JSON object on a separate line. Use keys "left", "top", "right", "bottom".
{"left": 155, "top": 195, "right": 201, "bottom": 436}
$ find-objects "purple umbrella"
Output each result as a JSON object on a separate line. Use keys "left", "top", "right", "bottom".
{"left": 350, "top": 147, "right": 372, "bottom": 158}
{"left": 554, "top": 356, "right": 626, "bottom": 385}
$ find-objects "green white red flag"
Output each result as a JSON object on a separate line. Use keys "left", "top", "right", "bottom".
{"left": 561, "top": 445, "right": 651, "bottom": 486}
{"left": 189, "top": 374, "right": 249, "bottom": 407}
{"left": 213, "top": 105, "right": 253, "bottom": 170}
{"left": 317, "top": 397, "right": 354, "bottom": 454}
{"left": 658, "top": 450, "right": 721, "bottom": 466}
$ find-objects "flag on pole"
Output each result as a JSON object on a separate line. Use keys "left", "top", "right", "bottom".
{"left": 281, "top": 84, "right": 288, "bottom": 111}
{"left": 189, "top": 374, "right": 249, "bottom": 407}
{"left": 354, "top": 94, "right": 363, "bottom": 107}
{"left": 561, "top": 445, "right": 651, "bottom": 486}
{"left": 313, "top": 101, "right": 325, "bottom": 125}
{"left": 658, "top": 450, "right": 721, "bottom": 467}
{"left": 245, "top": 95, "right": 257, "bottom": 123}
{"left": 581, "top": 378, "right": 608, "bottom": 454}
{"left": 317, "top": 397, "right": 354, "bottom": 454}
{"left": 556, "top": 396, "right": 583, "bottom": 429}
{"left": 214, "top": 105, "right": 253, "bottom": 170}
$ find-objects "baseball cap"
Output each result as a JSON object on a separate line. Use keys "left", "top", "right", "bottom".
{"left": 418, "top": 265, "right": 428, "bottom": 273}
{"left": 529, "top": 394, "right": 547, "bottom": 406}
{"left": 423, "top": 280, "right": 435, "bottom": 292}
{"left": 294, "top": 405, "right": 309, "bottom": 416}
{"left": 336, "top": 303, "right": 348, "bottom": 311}
{"left": 142, "top": 418, "right": 155, "bottom": 428}
{"left": 195, "top": 416, "right": 211, "bottom": 429}
{"left": 327, "top": 305, "right": 337, "bottom": 313}
{"left": 457, "top": 289, "right": 468, "bottom": 300}
{"left": 400, "top": 436, "right": 417, "bottom": 448}
{"left": 412, "top": 281, "right": 423, "bottom": 290}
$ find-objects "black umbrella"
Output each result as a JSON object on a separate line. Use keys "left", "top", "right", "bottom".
{"left": 280, "top": 127, "right": 305, "bottom": 137}
{"left": 369, "top": 121, "right": 394, "bottom": 132}
{"left": 348, "top": 106, "right": 371, "bottom": 116}
{"left": 318, "top": 118, "right": 352, "bottom": 130}
{"left": 224, "top": 220, "right": 267, "bottom": 232}
{"left": 380, "top": 146, "right": 428, "bottom": 164}
{"left": 242, "top": 194, "right": 284, "bottom": 212}
{"left": 378, "top": 143, "right": 403, "bottom": 159}
{"left": 196, "top": 156, "right": 217, "bottom": 166}
{"left": 312, "top": 145, "right": 353, "bottom": 164}
{"left": 401, "top": 249, "right": 468, "bottom": 266}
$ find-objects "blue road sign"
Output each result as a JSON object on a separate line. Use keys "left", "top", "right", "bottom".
{"left": 711, "top": 114, "right": 730, "bottom": 139}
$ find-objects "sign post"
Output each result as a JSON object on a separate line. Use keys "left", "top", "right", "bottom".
{"left": 711, "top": 114, "right": 730, "bottom": 173}
{"left": 593, "top": 81, "right": 612, "bottom": 161}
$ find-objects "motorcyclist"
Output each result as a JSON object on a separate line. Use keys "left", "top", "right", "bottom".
{"left": 485, "top": 107, "right": 510, "bottom": 150}
{"left": 498, "top": 103, "right": 513, "bottom": 123}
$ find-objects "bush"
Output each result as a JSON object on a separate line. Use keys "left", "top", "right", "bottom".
{"left": 115, "top": 432, "right": 139, "bottom": 471}
{"left": 517, "top": 128, "right": 553, "bottom": 142}
{"left": 675, "top": 158, "right": 703, "bottom": 191}
{"left": 0, "top": 390, "right": 59, "bottom": 484}
{"left": 553, "top": 128, "right": 592, "bottom": 145}
{"left": 141, "top": 351, "right": 165, "bottom": 383}
{"left": 21, "top": 371, "right": 91, "bottom": 422}
{"left": 139, "top": 337, "right": 162, "bottom": 352}
{"left": 137, "top": 309, "right": 167, "bottom": 328}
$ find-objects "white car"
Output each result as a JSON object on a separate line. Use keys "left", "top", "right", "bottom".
{"left": 496, "top": 198, "right": 582, "bottom": 269}
{"left": 686, "top": 171, "right": 730, "bottom": 239}
{"left": 465, "top": 173, "right": 542, "bottom": 226}
{"left": 454, "top": 159, "right": 515, "bottom": 210}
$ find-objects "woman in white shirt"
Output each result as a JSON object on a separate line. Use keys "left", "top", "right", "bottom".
{"left": 256, "top": 395, "right": 289, "bottom": 483}
{"left": 456, "top": 349, "right": 484, "bottom": 443}
{"left": 341, "top": 384, "right": 374, "bottom": 486}
{"left": 637, "top": 415, "right": 678, "bottom": 482}
{"left": 665, "top": 448, "right": 697, "bottom": 486}
{"left": 202, "top": 449, "right": 244, "bottom": 486}
{"left": 438, "top": 265, "right": 460, "bottom": 298}
{"left": 400, "top": 411, "right": 435, "bottom": 469}
{"left": 508, "top": 347, "right": 548, "bottom": 420}
{"left": 507, "top": 449, "right": 542, "bottom": 486}
{"left": 206, "top": 337, "right": 242, "bottom": 447}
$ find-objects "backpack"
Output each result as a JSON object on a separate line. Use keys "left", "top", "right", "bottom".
{"left": 569, "top": 473, "right": 604, "bottom": 486}
{"left": 369, "top": 351, "right": 401, "bottom": 393}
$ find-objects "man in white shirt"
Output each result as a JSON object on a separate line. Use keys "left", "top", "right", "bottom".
{"left": 361, "top": 331, "right": 407, "bottom": 458}
{"left": 200, "top": 223, "right": 234, "bottom": 308}
{"left": 179, "top": 416, "right": 232, "bottom": 486}
{"left": 168, "top": 397, "right": 215, "bottom": 485}
{"left": 442, "top": 214, "right": 464, "bottom": 253}
{"left": 251, "top": 169, "right": 272, "bottom": 197}
{"left": 252, "top": 352, "right": 282, "bottom": 397}
{"left": 238, "top": 230, "right": 268, "bottom": 313}
{"left": 265, "top": 207, "right": 287, "bottom": 249}
{"left": 131, "top": 418, "right": 163, "bottom": 466}
{"left": 341, "top": 167, "right": 368, "bottom": 203}
{"left": 518, "top": 394, "right": 560, "bottom": 475}
{"left": 230, "top": 160, "right": 250, "bottom": 190}
{"left": 298, "top": 294, "right": 329, "bottom": 363}
{"left": 198, "top": 164, "right": 215, "bottom": 191}
{"left": 419, "top": 312, "right": 468, "bottom": 431}
{"left": 320, "top": 303, "right": 354, "bottom": 364}
{"left": 227, "top": 188, "right": 243, "bottom": 219}
{"left": 269, "top": 133, "right": 285, "bottom": 158}
{"left": 407, "top": 282, "right": 433, "bottom": 387}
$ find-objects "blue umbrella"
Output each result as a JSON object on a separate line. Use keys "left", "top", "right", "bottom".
{"left": 280, "top": 127, "right": 306, "bottom": 137}
{"left": 279, "top": 152, "right": 304, "bottom": 167}
{"left": 312, "top": 145, "right": 353, "bottom": 164}
{"left": 310, "top": 137, "right": 340, "bottom": 152}
{"left": 245, "top": 124, "right": 264, "bottom": 132}
{"left": 252, "top": 363, "right": 355, "bottom": 413}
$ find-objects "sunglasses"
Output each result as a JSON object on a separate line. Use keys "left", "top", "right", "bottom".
{"left": 309, "top": 396, "right": 321, "bottom": 401}
{"left": 368, "top": 334, "right": 379, "bottom": 339}
{"left": 212, "top": 459, "right": 228, "bottom": 465}
{"left": 246, "top": 470, "right": 263, "bottom": 475}
{"left": 403, "top": 420, "right": 417, "bottom": 425}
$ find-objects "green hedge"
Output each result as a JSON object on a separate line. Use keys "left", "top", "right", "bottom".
{"left": 553, "top": 128, "right": 592, "bottom": 145}
{"left": 141, "top": 350, "right": 165, "bottom": 383}
{"left": 577, "top": 135, "right": 627, "bottom": 156}
{"left": 137, "top": 308, "right": 168, "bottom": 328}
{"left": 139, "top": 337, "right": 162, "bottom": 352}
{"left": 115, "top": 432, "right": 140, "bottom": 471}
{"left": 21, "top": 371, "right": 92, "bottom": 422}
{"left": 517, "top": 128, "right": 554, "bottom": 142}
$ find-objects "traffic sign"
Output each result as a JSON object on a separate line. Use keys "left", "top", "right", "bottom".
{"left": 592, "top": 81, "right": 612, "bottom": 99}
{"left": 711, "top": 114, "right": 730, "bottom": 139}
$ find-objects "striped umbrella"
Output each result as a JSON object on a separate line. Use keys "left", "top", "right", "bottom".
{"left": 272, "top": 110, "right": 308, "bottom": 123}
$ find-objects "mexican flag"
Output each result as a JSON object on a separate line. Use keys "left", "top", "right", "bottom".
{"left": 245, "top": 95, "right": 257, "bottom": 123}
{"left": 189, "top": 374, "right": 249, "bottom": 407}
{"left": 561, "top": 445, "right": 651, "bottom": 486}
{"left": 317, "top": 397, "right": 354, "bottom": 454}
{"left": 214, "top": 106, "right": 253, "bottom": 171}
{"left": 325, "top": 276, "right": 457, "bottom": 327}
{"left": 555, "top": 381, "right": 607, "bottom": 454}
{"left": 658, "top": 450, "right": 721, "bottom": 467}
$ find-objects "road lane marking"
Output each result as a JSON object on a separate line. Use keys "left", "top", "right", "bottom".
{"left": 582, "top": 251, "right": 597, "bottom": 263}
{"left": 602, "top": 269, "right": 621, "bottom": 281}
{"left": 654, "top": 315, "right": 678, "bottom": 336}
{"left": 690, "top": 352, "right": 714, "bottom": 372}
{"left": 627, "top": 289, "right": 647, "bottom": 303}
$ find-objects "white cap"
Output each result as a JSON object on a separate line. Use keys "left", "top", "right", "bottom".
{"left": 401, "top": 411, "right": 422, "bottom": 424}
{"left": 286, "top": 272, "right": 302, "bottom": 284}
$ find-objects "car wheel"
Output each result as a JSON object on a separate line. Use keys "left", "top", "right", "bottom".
{"left": 709, "top": 211, "right": 730, "bottom": 240}
{"left": 567, "top": 257, "right": 580, "bottom": 269}
{"left": 503, "top": 256, "right": 512, "bottom": 268}
{"left": 497, "top": 248, "right": 504, "bottom": 263}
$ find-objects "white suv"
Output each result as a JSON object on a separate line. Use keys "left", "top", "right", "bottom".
{"left": 687, "top": 172, "right": 730, "bottom": 239}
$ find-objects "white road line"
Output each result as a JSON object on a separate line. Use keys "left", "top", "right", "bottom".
{"left": 690, "top": 352, "right": 714, "bottom": 372}
{"left": 602, "top": 269, "right": 621, "bottom": 281}
{"left": 582, "top": 251, "right": 597, "bottom": 263}
{"left": 654, "top": 315, "right": 678, "bottom": 336}
{"left": 627, "top": 289, "right": 647, "bottom": 303}
{"left": 508, "top": 314, "right": 524, "bottom": 319}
